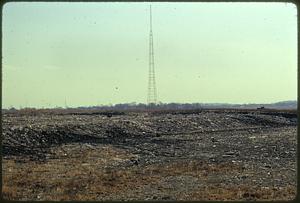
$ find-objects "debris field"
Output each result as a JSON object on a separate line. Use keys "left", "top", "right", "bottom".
{"left": 2, "top": 109, "right": 297, "bottom": 200}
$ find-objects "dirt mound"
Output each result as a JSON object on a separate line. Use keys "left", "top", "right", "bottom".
{"left": 2, "top": 109, "right": 297, "bottom": 200}
{"left": 2, "top": 110, "right": 296, "bottom": 159}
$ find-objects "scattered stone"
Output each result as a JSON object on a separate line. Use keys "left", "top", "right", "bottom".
{"left": 1, "top": 109, "right": 297, "bottom": 200}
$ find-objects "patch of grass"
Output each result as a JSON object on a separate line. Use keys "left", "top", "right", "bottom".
{"left": 2, "top": 150, "right": 296, "bottom": 201}
{"left": 187, "top": 185, "right": 296, "bottom": 201}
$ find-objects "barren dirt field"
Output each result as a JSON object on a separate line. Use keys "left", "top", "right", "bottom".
{"left": 2, "top": 109, "right": 297, "bottom": 200}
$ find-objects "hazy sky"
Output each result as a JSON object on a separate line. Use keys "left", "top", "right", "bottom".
{"left": 2, "top": 2, "right": 297, "bottom": 108}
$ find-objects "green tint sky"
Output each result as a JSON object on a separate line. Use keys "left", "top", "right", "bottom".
{"left": 2, "top": 2, "right": 297, "bottom": 108}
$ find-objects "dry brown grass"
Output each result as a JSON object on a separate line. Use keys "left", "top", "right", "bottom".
{"left": 187, "top": 185, "right": 296, "bottom": 201}
{"left": 2, "top": 146, "right": 296, "bottom": 201}
{"left": 2, "top": 143, "right": 156, "bottom": 200}
{"left": 2, "top": 156, "right": 243, "bottom": 200}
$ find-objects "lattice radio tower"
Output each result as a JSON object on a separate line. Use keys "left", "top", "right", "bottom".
{"left": 147, "top": 5, "right": 158, "bottom": 105}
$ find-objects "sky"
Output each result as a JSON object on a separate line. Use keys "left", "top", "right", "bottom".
{"left": 2, "top": 2, "right": 297, "bottom": 108}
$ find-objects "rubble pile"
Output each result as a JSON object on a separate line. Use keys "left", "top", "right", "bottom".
{"left": 2, "top": 109, "right": 297, "bottom": 200}
{"left": 2, "top": 110, "right": 296, "bottom": 159}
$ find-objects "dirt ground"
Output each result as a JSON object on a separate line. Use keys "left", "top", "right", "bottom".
{"left": 2, "top": 109, "right": 297, "bottom": 200}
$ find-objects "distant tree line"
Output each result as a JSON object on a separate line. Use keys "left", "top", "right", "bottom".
{"left": 2, "top": 100, "right": 297, "bottom": 113}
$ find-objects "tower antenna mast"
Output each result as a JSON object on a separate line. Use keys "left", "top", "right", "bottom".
{"left": 147, "top": 5, "right": 158, "bottom": 105}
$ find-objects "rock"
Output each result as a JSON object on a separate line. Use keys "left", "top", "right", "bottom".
{"left": 130, "top": 158, "right": 139, "bottom": 165}
{"left": 264, "top": 164, "right": 272, "bottom": 168}
{"left": 225, "top": 151, "right": 235, "bottom": 155}
{"left": 211, "top": 137, "right": 217, "bottom": 142}
{"left": 161, "top": 196, "right": 172, "bottom": 200}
